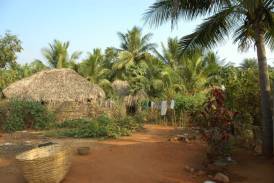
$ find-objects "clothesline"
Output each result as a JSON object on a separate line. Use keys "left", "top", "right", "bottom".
{"left": 148, "top": 99, "right": 175, "bottom": 116}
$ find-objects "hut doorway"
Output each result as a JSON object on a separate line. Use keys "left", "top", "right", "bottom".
{"left": 126, "top": 104, "right": 137, "bottom": 115}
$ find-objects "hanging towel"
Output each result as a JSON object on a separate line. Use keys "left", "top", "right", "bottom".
{"left": 161, "top": 101, "right": 167, "bottom": 116}
{"left": 151, "top": 101, "right": 155, "bottom": 109}
{"left": 170, "top": 99, "right": 175, "bottom": 109}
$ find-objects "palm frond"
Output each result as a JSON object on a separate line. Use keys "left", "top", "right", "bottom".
{"left": 144, "top": 0, "right": 231, "bottom": 27}
{"left": 179, "top": 7, "right": 236, "bottom": 51}
{"left": 233, "top": 24, "right": 255, "bottom": 52}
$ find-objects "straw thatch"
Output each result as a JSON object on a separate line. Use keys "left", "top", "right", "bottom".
{"left": 2, "top": 69, "right": 106, "bottom": 121}
{"left": 2, "top": 69, "right": 105, "bottom": 102}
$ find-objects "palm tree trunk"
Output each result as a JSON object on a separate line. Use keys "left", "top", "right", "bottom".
{"left": 255, "top": 28, "right": 273, "bottom": 158}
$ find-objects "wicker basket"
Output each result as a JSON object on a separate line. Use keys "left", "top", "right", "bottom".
{"left": 16, "top": 145, "right": 72, "bottom": 183}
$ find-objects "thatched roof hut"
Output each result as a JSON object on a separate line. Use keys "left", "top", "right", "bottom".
{"left": 124, "top": 90, "right": 148, "bottom": 106}
{"left": 124, "top": 90, "right": 148, "bottom": 115}
{"left": 2, "top": 69, "right": 106, "bottom": 121}
{"left": 2, "top": 69, "right": 105, "bottom": 102}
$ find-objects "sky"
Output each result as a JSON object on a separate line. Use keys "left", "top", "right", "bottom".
{"left": 0, "top": 0, "right": 273, "bottom": 65}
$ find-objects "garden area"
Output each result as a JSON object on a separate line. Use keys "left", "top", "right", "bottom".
{"left": 0, "top": 0, "right": 274, "bottom": 183}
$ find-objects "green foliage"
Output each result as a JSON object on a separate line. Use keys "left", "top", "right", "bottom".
{"left": 0, "top": 100, "right": 9, "bottom": 127}
{"left": 2, "top": 100, "right": 54, "bottom": 132}
{"left": 216, "top": 66, "right": 261, "bottom": 139}
{"left": 175, "top": 93, "right": 207, "bottom": 112}
{"left": 112, "top": 26, "right": 157, "bottom": 80}
{"left": 41, "top": 40, "right": 82, "bottom": 69}
{"left": 198, "top": 89, "right": 236, "bottom": 159}
{"left": 55, "top": 118, "right": 90, "bottom": 129}
{"left": 48, "top": 114, "right": 143, "bottom": 138}
{"left": 0, "top": 61, "right": 47, "bottom": 92}
{"left": 0, "top": 31, "right": 23, "bottom": 68}
{"left": 56, "top": 121, "right": 99, "bottom": 138}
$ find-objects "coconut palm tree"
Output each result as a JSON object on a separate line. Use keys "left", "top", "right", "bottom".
{"left": 159, "top": 37, "right": 182, "bottom": 69}
{"left": 41, "top": 40, "right": 81, "bottom": 69}
{"left": 145, "top": 0, "right": 274, "bottom": 157}
{"left": 78, "top": 49, "right": 112, "bottom": 96}
{"left": 112, "top": 26, "right": 157, "bottom": 79}
{"left": 178, "top": 50, "right": 220, "bottom": 93}
{"left": 159, "top": 38, "right": 220, "bottom": 93}
{"left": 79, "top": 49, "right": 111, "bottom": 83}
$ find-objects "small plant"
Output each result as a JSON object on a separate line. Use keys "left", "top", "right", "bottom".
{"left": 199, "top": 88, "right": 237, "bottom": 160}
{"left": 3, "top": 99, "right": 55, "bottom": 132}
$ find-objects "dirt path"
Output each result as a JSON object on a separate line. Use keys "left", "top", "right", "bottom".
{"left": 0, "top": 125, "right": 273, "bottom": 183}
{"left": 64, "top": 125, "right": 206, "bottom": 183}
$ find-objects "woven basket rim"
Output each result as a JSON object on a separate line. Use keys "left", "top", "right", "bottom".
{"left": 16, "top": 144, "right": 66, "bottom": 161}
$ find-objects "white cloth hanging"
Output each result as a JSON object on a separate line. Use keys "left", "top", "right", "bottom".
{"left": 151, "top": 101, "right": 155, "bottom": 109}
{"left": 161, "top": 100, "right": 167, "bottom": 116}
{"left": 170, "top": 99, "right": 175, "bottom": 109}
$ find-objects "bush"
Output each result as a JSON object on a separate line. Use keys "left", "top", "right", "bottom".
{"left": 56, "top": 118, "right": 90, "bottom": 129}
{"left": 48, "top": 114, "right": 144, "bottom": 139}
{"left": 175, "top": 93, "right": 207, "bottom": 113}
{"left": 56, "top": 122, "right": 99, "bottom": 138}
{"left": 117, "top": 116, "right": 143, "bottom": 135}
{"left": 97, "top": 115, "right": 121, "bottom": 138}
{"left": 218, "top": 66, "right": 261, "bottom": 142}
{"left": 0, "top": 100, "right": 9, "bottom": 127}
{"left": 174, "top": 93, "right": 207, "bottom": 126}
{"left": 3, "top": 99, "right": 55, "bottom": 132}
{"left": 198, "top": 88, "right": 236, "bottom": 160}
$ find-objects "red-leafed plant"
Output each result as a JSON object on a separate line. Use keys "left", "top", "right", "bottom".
{"left": 200, "top": 88, "right": 237, "bottom": 160}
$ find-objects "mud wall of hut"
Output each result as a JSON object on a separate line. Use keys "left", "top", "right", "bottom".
{"left": 46, "top": 101, "right": 104, "bottom": 122}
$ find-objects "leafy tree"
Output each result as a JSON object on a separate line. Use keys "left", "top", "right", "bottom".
{"left": 41, "top": 40, "right": 81, "bottom": 68}
{"left": 240, "top": 58, "right": 258, "bottom": 70}
{"left": 159, "top": 37, "right": 182, "bottom": 69}
{"left": 0, "top": 62, "right": 45, "bottom": 92}
{"left": 79, "top": 49, "right": 111, "bottom": 85}
{"left": 112, "top": 26, "right": 157, "bottom": 79}
{"left": 145, "top": 0, "right": 274, "bottom": 157}
{"left": 159, "top": 38, "right": 220, "bottom": 93}
{"left": 0, "top": 32, "right": 23, "bottom": 68}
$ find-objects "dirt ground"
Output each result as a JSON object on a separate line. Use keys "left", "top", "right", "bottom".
{"left": 0, "top": 125, "right": 273, "bottom": 183}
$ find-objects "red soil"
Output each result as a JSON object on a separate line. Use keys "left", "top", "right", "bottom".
{"left": 0, "top": 125, "right": 273, "bottom": 183}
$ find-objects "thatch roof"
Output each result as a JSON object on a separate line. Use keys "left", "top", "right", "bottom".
{"left": 2, "top": 69, "right": 105, "bottom": 102}
{"left": 111, "top": 80, "right": 129, "bottom": 96}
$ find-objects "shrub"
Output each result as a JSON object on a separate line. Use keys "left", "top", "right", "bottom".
{"left": 117, "top": 116, "right": 141, "bottom": 134}
{"left": 56, "top": 118, "right": 90, "bottom": 129}
{"left": 174, "top": 93, "right": 207, "bottom": 126}
{"left": 97, "top": 115, "right": 120, "bottom": 138}
{"left": 175, "top": 93, "right": 207, "bottom": 113}
{"left": 48, "top": 114, "right": 144, "bottom": 139}
{"left": 57, "top": 122, "right": 99, "bottom": 138}
{"left": 218, "top": 66, "right": 261, "bottom": 142}
{"left": 0, "top": 100, "right": 9, "bottom": 127}
{"left": 198, "top": 88, "right": 237, "bottom": 160}
{"left": 3, "top": 99, "right": 55, "bottom": 132}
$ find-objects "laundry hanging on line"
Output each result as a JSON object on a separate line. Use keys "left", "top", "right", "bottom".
{"left": 160, "top": 101, "right": 168, "bottom": 116}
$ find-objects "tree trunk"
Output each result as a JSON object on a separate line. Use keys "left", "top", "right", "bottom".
{"left": 255, "top": 28, "right": 273, "bottom": 158}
